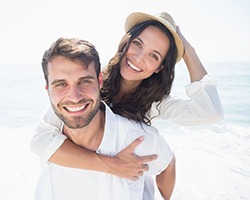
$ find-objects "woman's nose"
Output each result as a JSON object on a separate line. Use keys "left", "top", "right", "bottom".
{"left": 134, "top": 51, "right": 146, "bottom": 64}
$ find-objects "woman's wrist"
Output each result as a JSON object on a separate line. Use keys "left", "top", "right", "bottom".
{"left": 183, "top": 46, "right": 207, "bottom": 82}
{"left": 98, "top": 154, "right": 117, "bottom": 175}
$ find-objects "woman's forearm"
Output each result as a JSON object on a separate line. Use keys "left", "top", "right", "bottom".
{"left": 183, "top": 45, "right": 207, "bottom": 82}
{"left": 49, "top": 139, "right": 111, "bottom": 171}
{"left": 49, "top": 137, "right": 157, "bottom": 180}
{"left": 33, "top": 107, "right": 156, "bottom": 179}
{"left": 176, "top": 26, "right": 207, "bottom": 82}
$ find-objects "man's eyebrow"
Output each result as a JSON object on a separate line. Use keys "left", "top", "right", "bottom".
{"left": 51, "top": 79, "right": 65, "bottom": 85}
{"left": 51, "top": 76, "right": 96, "bottom": 85}
{"left": 79, "top": 75, "right": 96, "bottom": 80}
{"left": 78, "top": 75, "right": 97, "bottom": 82}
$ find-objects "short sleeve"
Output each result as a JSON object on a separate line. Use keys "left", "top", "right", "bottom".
{"left": 134, "top": 130, "right": 173, "bottom": 175}
{"left": 30, "top": 105, "right": 66, "bottom": 162}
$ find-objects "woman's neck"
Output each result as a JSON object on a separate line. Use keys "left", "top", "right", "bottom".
{"left": 114, "top": 79, "right": 141, "bottom": 103}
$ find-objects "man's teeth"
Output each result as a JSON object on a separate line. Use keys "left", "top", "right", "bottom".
{"left": 128, "top": 61, "right": 142, "bottom": 72}
{"left": 66, "top": 105, "right": 85, "bottom": 112}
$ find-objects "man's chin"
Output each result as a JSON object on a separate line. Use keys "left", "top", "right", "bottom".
{"left": 63, "top": 118, "right": 87, "bottom": 129}
{"left": 65, "top": 124, "right": 83, "bottom": 129}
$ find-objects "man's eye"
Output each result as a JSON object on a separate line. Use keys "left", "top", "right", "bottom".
{"left": 80, "top": 80, "right": 90, "bottom": 84}
{"left": 55, "top": 83, "right": 66, "bottom": 87}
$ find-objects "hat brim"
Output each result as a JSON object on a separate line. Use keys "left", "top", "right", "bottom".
{"left": 125, "top": 12, "right": 184, "bottom": 62}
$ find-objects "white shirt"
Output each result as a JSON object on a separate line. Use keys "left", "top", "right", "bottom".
{"left": 30, "top": 74, "right": 223, "bottom": 162}
{"left": 34, "top": 103, "right": 173, "bottom": 200}
{"left": 149, "top": 74, "right": 224, "bottom": 125}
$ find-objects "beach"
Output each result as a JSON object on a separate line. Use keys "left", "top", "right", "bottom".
{"left": 0, "top": 62, "right": 249, "bottom": 199}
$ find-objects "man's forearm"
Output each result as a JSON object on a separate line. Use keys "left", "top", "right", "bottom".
{"left": 156, "top": 155, "right": 176, "bottom": 200}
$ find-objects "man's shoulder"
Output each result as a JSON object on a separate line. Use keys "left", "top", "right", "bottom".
{"left": 116, "top": 114, "right": 158, "bottom": 134}
{"left": 104, "top": 102, "right": 158, "bottom": 136}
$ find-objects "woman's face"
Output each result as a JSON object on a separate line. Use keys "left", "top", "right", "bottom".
{"left": 120, "top": 25, "right": 170, "bottom": 84}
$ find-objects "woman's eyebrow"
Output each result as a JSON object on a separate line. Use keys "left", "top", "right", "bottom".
{"left": 137, "top": 37, "right": 163, "bottom": 59}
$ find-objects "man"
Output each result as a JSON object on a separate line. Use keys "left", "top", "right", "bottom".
{"left": 34, "top": 37, "right": 174, "bottom": 200}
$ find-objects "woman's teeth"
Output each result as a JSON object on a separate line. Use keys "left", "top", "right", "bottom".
{"left": 128, "top": 61, "right": 142, "bottom": 72}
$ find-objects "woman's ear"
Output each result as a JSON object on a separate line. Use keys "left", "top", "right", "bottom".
{"left": 155, "top": 65, "right": 164, "bottom": 73}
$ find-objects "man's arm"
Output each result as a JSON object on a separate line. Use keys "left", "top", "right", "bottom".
{"left": 156, "top": 154, "right": 176, "bottom": 200}
{"left": 134, "top": 128, "right": 176, "bottom": 199}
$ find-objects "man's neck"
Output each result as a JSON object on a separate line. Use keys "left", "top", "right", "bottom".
{"left": 63, "top": 109, "right": 105, "bottom": 151}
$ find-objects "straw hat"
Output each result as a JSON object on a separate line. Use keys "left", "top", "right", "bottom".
{"left": 125, "top": 11, "right": 184, "bottom": 62}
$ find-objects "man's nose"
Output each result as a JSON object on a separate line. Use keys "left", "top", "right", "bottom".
{"left": 67, "top": 86, "right": 83, "bottom": 102}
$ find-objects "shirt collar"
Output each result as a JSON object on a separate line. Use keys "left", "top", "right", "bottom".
{"left": 96, "top": 101, "right": 118, "bottom": 155}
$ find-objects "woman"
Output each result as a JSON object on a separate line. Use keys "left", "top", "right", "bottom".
{"left": 30, "top": 11, "right": 223, "bottom": 199}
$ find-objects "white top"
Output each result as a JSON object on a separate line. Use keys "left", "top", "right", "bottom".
{"left": 34, "top": 103, "right": 173, "bottom": 200}
{"left": 30, "top": 74, "right": 223, "bottom": 162}
{"left": 149, "top": 74, "right": 224, "bottom": 125}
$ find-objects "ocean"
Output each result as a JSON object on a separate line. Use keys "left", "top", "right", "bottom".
{"left": 0, "top": 62, "right": 249, "bottom": 199}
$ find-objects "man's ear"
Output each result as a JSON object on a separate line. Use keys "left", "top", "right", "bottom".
{"left": 99, "top": 72, "right": 103, "bottom": 86}
{"left": 45, "top": 84, "right": 49, "bottom": 92}
{"left": 155, "top": 65, "right": 164, "bottom": 73}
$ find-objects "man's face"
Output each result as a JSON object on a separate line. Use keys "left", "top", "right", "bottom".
{"left": 46, "top": 56, "right": 101, "bottom": 129}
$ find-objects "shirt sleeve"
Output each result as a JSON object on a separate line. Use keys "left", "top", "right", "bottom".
{"left": 149, "top": 74, "right": 224, "bottom": 126}
{"left": 30, "top": 105, "right": 66, "bottom": 162}
{"left": 134, "top": 129, "right": 173, "bottom": 175}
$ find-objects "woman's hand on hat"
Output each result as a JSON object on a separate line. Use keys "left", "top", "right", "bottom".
{"left": 176, "top": 25, "right": 207, "bottom": 80}
{"left": 176, "top": 25, "right": 192, "bottom": 58}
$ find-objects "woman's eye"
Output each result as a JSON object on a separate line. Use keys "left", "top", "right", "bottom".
{"left": 150, "top": 53, "right": 159, "bottom": 61}
{"left": 132, "top": 40, "right": 141, "bottom": 47}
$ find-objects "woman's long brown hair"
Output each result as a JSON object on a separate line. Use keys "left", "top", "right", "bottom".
{"left": 101, "top": 20, "right": 178, "bottom": 125}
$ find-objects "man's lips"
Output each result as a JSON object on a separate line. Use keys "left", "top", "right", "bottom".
{"left": 63, "top": 103, "right": 89, "bottom": 113}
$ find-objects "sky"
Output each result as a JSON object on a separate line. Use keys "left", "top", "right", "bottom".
{"left": 0, "top": 0, "right": 249, "bottom": 64}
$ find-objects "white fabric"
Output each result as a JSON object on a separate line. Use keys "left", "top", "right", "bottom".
{"left": 149, "top": 74, "right": 224, "bottom": 125}
{"left": 30, "top": 74, "right": 223, "bottom": 160}
{"left": 30, "top": 107, "right": 66, "bottom": 162}
{"left": 34, "top": 103, "right": 173, "bottom": 200}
